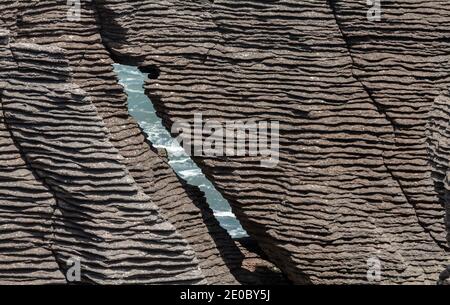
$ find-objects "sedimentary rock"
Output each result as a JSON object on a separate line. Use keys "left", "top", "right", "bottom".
{"left": 427, "top": 92, "right": 450, "bottom": 242}
{"left": 0, "top": 0, "right": 448, "bottom": 285}
{"left": 95, "top": 0, "right": 450, "bottom": 284}
{"left": 0, "top": 0, "right": 280, "bottom": 285}
{"left": 0, "top": 34, "right": 205, "bottom": 284}
{"left": 331, "top": 0, "right": 450, "bottom": 249}
{"left": 0, "top": 31, "right": 65, "bottom": 284}
{"left": 233, "top": 238, "right": 290, "bottom": 285}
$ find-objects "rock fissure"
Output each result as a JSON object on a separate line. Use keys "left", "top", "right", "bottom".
{"left": 327, "top": 0, "right": 447, "bottom": 252}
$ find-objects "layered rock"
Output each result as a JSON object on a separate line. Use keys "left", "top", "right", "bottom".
{"left": 331, "top": 0, "right": 450, "bottom": 250}
{"left": 95, "top": 0, "right": 450, "bottom": 284}
{"left": 0, "top": 0, "right": 280, "bottom": 285}
{"left": 427, "top": 93, "right": 450, "bottom": 242}
{"left": 0, "top": 31, "right": 65, "bottom": 284}
{"left": 0, "top": 34, "right": 205, "bottom": 284}
{"left": 0, "top": 0, "right": 448, "bottom": 285}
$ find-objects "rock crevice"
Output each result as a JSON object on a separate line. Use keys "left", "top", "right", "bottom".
{"left": 93, "top": 0, "right": 450, "bottom": 284}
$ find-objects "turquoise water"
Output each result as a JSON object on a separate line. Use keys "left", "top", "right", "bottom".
{"left": 114, "top": 64, "right": 247, "bottom": 238}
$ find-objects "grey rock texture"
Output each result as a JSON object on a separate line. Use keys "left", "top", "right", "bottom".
{"left": 427, "top": 93, "right": 450, "bottom": 242}
{"left": 0, "top": 0, "right": 448, "bottom": 285}
{"left": 0, "top": 0, "right": 278, "bottom": 285}
{"left": 0, "top": 31, "right": 66, "bottom": 284}
{"left": 94, "top": 0, "right": 450, "bottom": 284}
{"left": 0, "top": 33, "right": 206, "bottom": 285}
{"left": 331, "top": 0, "right": 450, "bottom": 250}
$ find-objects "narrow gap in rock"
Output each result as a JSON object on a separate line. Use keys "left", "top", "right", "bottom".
{"left": 114, "top": 64, "right": 247, "bottom": 238}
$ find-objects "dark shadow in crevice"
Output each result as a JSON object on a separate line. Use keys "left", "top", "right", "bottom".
{"left": 181, "top": 179, "right": 291, "bottom": 285}
{"left": 139, "top": 64, "right": 160, "bottom": 80}
{"left": 91, "top": 0, "right": 299, "bottom": 284}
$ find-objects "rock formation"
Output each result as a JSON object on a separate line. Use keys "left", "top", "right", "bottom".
{"left": 0, "top": 0, "right": 279, "bottom": 285}
{"left": 331, "top": 0, "right": 450, "bottom": 249}
{"left": 94, "top": 0, "right": 450, "bottom": 284}
{"left": 0, "top": 31, "right": 66, "bottom": 284}
{"left": 0, "top": 34, "right": 206, "bottom": 284}
{"left": 0, "top": 0, "right": 448, "bottom": 285}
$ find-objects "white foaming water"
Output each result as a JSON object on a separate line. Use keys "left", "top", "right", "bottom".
{"left": 213, "top": 211, "right": 236, "bottom": 218}
{"left": 114, "top": 64, "right": 247, "bottom": 238}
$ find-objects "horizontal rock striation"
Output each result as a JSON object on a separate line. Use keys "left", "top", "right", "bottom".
{"left": 0, "top": 0, "right": 282, "bottom": 285}
{"left": 95, "top": 0, "right": 450, "bottom": 284}
{"left": 0, "top": 35, "right": 207, "bottom": 284}
{"left": 0, "top": 31, "right": 65, "bottom": 284}
{"left": 427, "top": 93, "right": 450, "bottom": 242}
{"left": 331, "top": 0, "right": 450, "bottom": 251}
